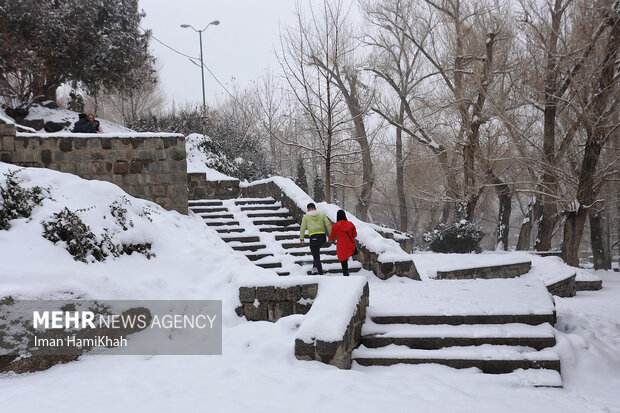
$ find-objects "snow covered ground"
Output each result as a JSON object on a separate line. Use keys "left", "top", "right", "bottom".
{"left": 0, "top": 162, "right": 619, "bottom": 412}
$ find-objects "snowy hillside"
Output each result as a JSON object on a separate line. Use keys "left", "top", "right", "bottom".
{"left": 0, "top": 162, "right": 619, "bottom": 412}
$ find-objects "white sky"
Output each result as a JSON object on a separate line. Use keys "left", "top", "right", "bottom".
{"left": 140, "top": 0, "right": 303, "bottom": 107}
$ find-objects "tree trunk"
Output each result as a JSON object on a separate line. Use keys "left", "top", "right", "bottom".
{"left": 562, "top": 13, "right": 619, "bottom": 267}
{"left": 396, "top": 103, "right": 407, "bottom": 231}
{"left": 489, "top": 170, "right": 511, "bottom": 251}
{"left": 343, "top": 74, "right": 373, "bottom": 221}
{"left": 562, "top": 208, "right": 588, "bottom": 267}
{"left": 516, "top": 197, "right": 535, "bottom": 250}
{"left": 590, "top": 209, "right": 612, "bottom": 270}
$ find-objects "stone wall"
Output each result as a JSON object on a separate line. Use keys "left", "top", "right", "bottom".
{"left": 294, "top": 282, "right": 369, "bottom": 369}
{"left": 435, "top": 261, "right": 532, "bottom": 280}
{"left": 188, "top": 173, "right": 240, "bottom": 200}
{"left": 242, "top": 181, "right": 420, "bottom": 280}
{"left": 0, "top": 127, "right": 187, "bottom": 214}
{"left": 235, "top": 283, "right": 317, "bottom": 322}
{"left": 546, "top": 274, "right": 576, "bottom": 297}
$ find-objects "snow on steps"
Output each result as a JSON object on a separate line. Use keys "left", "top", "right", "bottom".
{"left": 368, "top": 278, "right": 556, "bottom": 324}
{"left": 189, "top": 197, "right": 360, "bottom": 277}
{"left": 352, "top": 344, "right": 560, "bottom": 373}
{"left": 355, "top": 278, "right": 562, "bottom": 384}
{"left": 360, "top": 321, "right": 557, "bottom": 350}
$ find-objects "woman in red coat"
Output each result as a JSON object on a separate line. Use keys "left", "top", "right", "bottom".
{"left": 328, "top": 210, "right": 357, "bottom": 276}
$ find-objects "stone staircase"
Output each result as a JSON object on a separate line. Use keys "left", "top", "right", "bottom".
{"left": 189, "top": 197, "right": 363, "bottom": 276}
{"left": 352, "top": 279, "right": 563, "bottom": 387}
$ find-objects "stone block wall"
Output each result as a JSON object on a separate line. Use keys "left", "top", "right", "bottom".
{"left": 235, "top": 283, "right": 318, "bottom": 322}
{"left": 0, "top": 128, "right": 187, "bottom": 214}
{"left": 435, "top": 261, "right": 532, "bottom": 280}
{"left": 294, "top": 282, "right": 369, "bottom": 369}
{"left": 242, "top": 181, "right": 420, "bottom": 280}
{"left": 546, "top": 274, "right": 576, "bottom": 297}
{"left": 188, "top": 173, "right": 240, "bottom": 200}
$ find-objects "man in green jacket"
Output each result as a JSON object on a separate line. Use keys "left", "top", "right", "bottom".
{"left": 300, "top": 203, "right": 332, "bottom": 275}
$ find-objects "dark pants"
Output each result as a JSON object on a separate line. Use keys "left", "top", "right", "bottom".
{"left": 340, "top": 259, "right": 349, "bottom": 276}
{"left": 309, "top": 233, "right": 326, "bottom": 275}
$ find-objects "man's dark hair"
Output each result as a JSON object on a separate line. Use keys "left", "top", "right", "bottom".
{"left": 307, "top": 203, "right": 316, "bottom": 210}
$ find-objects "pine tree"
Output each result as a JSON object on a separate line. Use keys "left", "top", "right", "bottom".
{"left": 295, "top": 157, "right": 308, "bottom": 194}
{"left": 313, "top": 174, "right": 325, "bottom": 202}
{"left": 67, "top": 90, "right": 84, "bottom": 113}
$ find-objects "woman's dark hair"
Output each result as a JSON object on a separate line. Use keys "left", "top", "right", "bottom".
{"left": 337, "top": 209, "right": 347, "bottom": 222}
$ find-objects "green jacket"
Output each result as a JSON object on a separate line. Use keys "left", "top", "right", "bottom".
{"left": 300, "top": 211, "right": 332, "bottom": 241}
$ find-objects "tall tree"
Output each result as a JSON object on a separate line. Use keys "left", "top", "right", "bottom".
{"left": 0, "top": 0, "right": 155, "bottom": 107}
{"left": 561, "top": 2, "right": 619, "bottom": 266}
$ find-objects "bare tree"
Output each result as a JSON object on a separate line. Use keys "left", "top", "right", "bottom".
{"left": 277, "top": 0, "right": 374, "bottom": 215}
{"left": 560, "top": 2, "right": 619, "bottom": 266}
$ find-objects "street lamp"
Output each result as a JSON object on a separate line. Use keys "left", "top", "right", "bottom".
{"left": 181, "top": 20, "right": 220, "bottom": 109}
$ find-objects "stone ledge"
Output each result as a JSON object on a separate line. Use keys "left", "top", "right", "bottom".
{"left": 575, "top": 279, "right": 602, "bottom": 291}
{"left": 188, "top": 173, "right": 240, "bottom": 200}
{"left": 546, "top": 274, "right": 576, "bottom": 297}
{"left": 236, "top": 278, "right": 369, "bottom": 369}
{"left": 235, "top": 283, "right": 318, "bottom": 322}
{"left": 435, "top": 261, "right": 532, "bottom": 280}
{"left": 294, "top": 282, "right": 369, "bottom": 369}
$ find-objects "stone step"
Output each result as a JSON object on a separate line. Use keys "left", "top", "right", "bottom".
{"left": 188, "top": 200, "right": 223, "bottom": 207}
{"left": 232, "top": 244, "right": 266, "bottom": 252}
{"left": 259, "top": 226, "right": 301, "bottom": 233}
{"left": 275, "top": 234, "right": 300, "bottom": 241}
{"left": 240, "top": 205, "right": 282, "bottom": 211}
{"left": 256, "top": 262, "right": 282, "bottom": 269}
{"left": 371, "top": 313, "right": 556, "bottom": 326}
{"left": 306, "top": 266, "right": 362, "bottom": 275}
{"left": 235, "top": 198, "right": 277, "bottom": 205}
{"left": 204, "top": 221, "right": 240, "bottom": 227}
{"left": 288, "top": 250, "right": 337, "bottom": 257}
{"left": 244, "top": 253, "right": 273, "bottom": 261}
{"left": 352, "top": 344, "right": 561, "bottom": 374}
{"left": 282, "top": 241, "right": 319, "bottom": 249}
{"left": 221, "top": 235, "right": 260, "bottom": 243}
{"left": 191, "top": 207, "right": 228, "bottom": 213}
{"left": 253, "top": 218, "right": 298, "bottom": 226}
{"left": 576, "top": 279, "right": 603, "bottom": 291}
{"left": 360, "top": 323, "right": 556, "bottom": 351}
{"left": 215, "top": 227, "right": 245, "bottom": 234}
{"left": 369, "top": 279, "right": 557, "bottom": 326}
{"left": 196, "top": 213, "right": 234, "bottom": 220}
{"left": 246, "top": 211, "right": 290, "bottom": 218}
{"left": 295, "top": 258, "right": 340, "bottom": 265}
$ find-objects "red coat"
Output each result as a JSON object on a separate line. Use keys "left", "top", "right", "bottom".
{"left": 329, "top": 220, "right": 357, "bottom": 262}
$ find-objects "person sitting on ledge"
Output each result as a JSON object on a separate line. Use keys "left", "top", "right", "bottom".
{"left": 72, "top": 113, "right": 98, "bottom": 133}
{"left": 88, "top": 113, "right": 103, "bottom": 133}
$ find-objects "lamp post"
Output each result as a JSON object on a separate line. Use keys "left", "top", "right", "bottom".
{"left": 181, "top": 20, "right": 220, "bottom": 109}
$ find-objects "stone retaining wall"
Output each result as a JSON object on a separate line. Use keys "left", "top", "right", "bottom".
{"left": 242, "top": 181, "right": 419, "bottom": 280}
{"left": 294, "top": 283, "right": 369, "bottom": 369}
{"left": 235, "top": 283, "right": 317, "bottom": 322}
{"left": 188, "top": 173, "right": 240, "bottom": 200}
{"left": 546, "top": 274, "right": 576, "bottom": 297}
{"left": 0, "top": 126, "right": 187, "bottom": 213}
{"left": 435, "top": 261, "right": 532, "bottom": 280}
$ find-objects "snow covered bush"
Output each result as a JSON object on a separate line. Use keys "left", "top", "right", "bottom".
{"left": 129, "top": 106, "right": 273, "bottom": 181}
{"left": 423, "top": 220, "right": 485, "bottom": 253}
{"left": 0, "top": 170, "right": 47, "bottom": 230}
{"left": 42, "top": 205, "right": 153, "bottom": 263}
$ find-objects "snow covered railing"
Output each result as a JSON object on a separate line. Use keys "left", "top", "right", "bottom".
{"left": 241, "top": 177, "right": 420, "bottom": 280}
{"left": 236, "top": 276, "right": 369, "bottom": 369}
